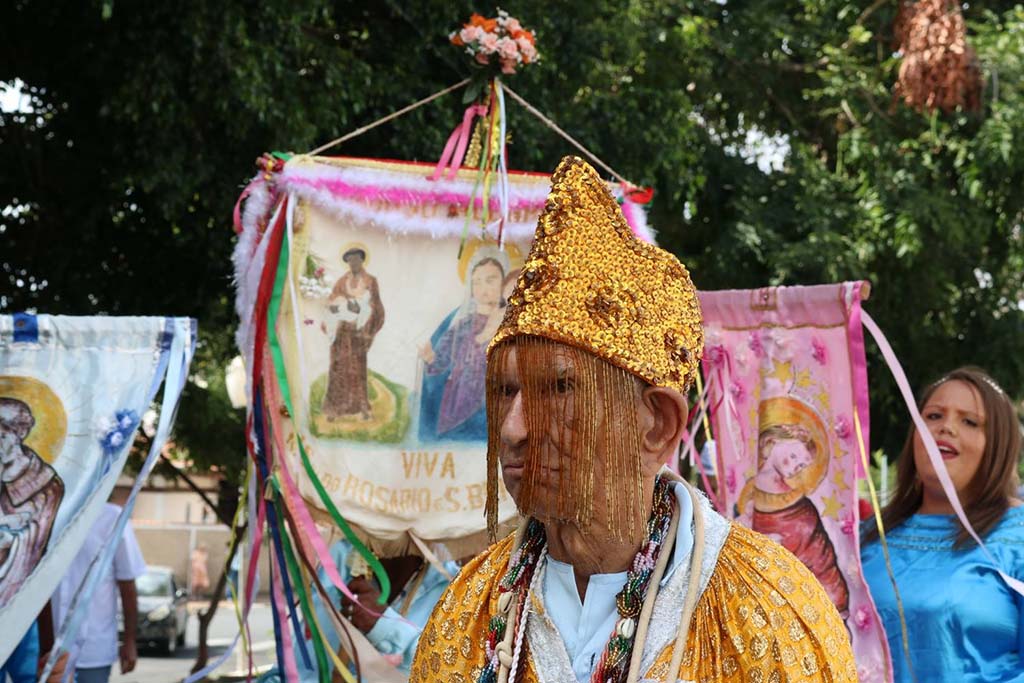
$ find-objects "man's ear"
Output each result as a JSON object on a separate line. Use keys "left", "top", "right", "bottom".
{"left": 639, "top": 386, "right": 689, "bottom": 468}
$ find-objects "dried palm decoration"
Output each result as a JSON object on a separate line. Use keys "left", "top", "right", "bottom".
{"left": 893, "top": 0, "right": 982, "bottom": 114}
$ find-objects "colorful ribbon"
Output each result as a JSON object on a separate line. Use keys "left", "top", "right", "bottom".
{"left": 431, "top": 103, "right": 489, "bottom": 181}
{"left": 854, "top": 411, "right": 910, "bottom": 683}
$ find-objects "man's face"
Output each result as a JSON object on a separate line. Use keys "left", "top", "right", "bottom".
{"left": 490, "top": 340, "right": 649, "bottom": 534}
{"left": 346, "top": 253, "right": 365, "bottom": 273}
{"left": 492, "top": 344, "right": 577, "bottom": 511}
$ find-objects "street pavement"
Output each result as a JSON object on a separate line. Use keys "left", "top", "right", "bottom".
{"left": 110, "top": 601, "right": 277, "bottom": 683}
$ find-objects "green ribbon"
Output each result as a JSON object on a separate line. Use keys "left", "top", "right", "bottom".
{"left": 266, "top": 226, "right": 392, "bottom": 603}
{"left": 270, "top": 479, "right": 330, "bottom": 683}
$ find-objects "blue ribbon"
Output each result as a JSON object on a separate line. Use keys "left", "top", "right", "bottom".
{"left": 254, "top": 395, "right": 313, "bottom": 671}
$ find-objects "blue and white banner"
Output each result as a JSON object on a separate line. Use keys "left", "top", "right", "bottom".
{"left": 0, "top": 315, "right": 194, "bottom": 665}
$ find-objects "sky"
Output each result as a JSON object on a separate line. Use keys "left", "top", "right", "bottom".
{"left": 1, "top": 79, "right": 32, "bottom": 113}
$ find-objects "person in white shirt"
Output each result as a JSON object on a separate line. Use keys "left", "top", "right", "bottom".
{"left": 52, "top": 502, "right": 146, "bottom": 683}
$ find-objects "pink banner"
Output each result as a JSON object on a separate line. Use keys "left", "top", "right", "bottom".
{"left": 699, "top": 282, "right": 891, "bottom": 683}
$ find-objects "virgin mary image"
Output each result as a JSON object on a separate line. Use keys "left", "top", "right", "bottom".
{"left": 417, "top": 247, "right": 513, "bottom": 442}
{"left": 738, "top": 396, "right": 850, "bottom": 617}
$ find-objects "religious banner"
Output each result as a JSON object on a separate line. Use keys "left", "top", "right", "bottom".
{"left": 698, "top": 283, "right": 892, "bottom": 683}
{"left": 0, "top": 315, "right": 194, "bottom": 664}
{"left": 234, "top": 154, "right": 654, "bottom": 556}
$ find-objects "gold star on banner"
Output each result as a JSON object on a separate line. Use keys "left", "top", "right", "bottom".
{"left": 817, "top": 390, "right": 831, "bottom": 412}
{"left": 795, "top": 369, "right": 813, "bottom": 389}
{"left": 821, "top": 493, "right": 843, "bottom": 519}
{"left": 769, "top": 361, "right": 793, "bottom": 385}
{"left": 832, "top": 468, "right": 849, "bottom": 492}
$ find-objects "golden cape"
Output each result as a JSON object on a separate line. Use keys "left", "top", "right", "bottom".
{"left": 410, "top": 497, "right": 856, "bottom": 683}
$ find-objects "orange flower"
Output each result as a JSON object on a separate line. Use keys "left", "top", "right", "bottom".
{"left": 468, "top": 13, "right": 498, "bottom": 33}
{"left": 511, "top": 29, "right": 535, "bottom": 45}
{"left": 451, "top": 33, "right": 464, "bottom": 46}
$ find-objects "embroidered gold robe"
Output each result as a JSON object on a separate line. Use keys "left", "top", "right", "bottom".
{"left": 410, "top": 494, "right": 857, "bottom": 683}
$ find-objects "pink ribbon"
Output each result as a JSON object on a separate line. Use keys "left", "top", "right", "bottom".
{"left": 431, "top": 104, "right": 488, "bottom": 181}
{"left": 233, "top": 179, "right": 260, "bottom": 234}
{"left": 272, "top": 554, "right": 301, "bottom": 683}
{"left": 861, "top": 311, "right": 1024, "bottom": 597}
{"left": 680, "top": 376, "right": 724, "bottom": 512}
{"left": 845, "top": 282, "right": 871, "bottom": 478}
{"left": 262, "top": 371, "right": 389, "bottom": 620}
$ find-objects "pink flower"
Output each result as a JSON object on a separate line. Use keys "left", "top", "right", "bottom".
{"left": 315, "top": 266, "right": 325, "bottom": 277}
{"left": 841, "top": 512, "right": 855, "bottom": 536}
{"left": 475, "top": 52, "right": 490, "bottom": 65}
{"left": 500, "top": 57, "right": 517, "bottom": 74}
{"left": 811, "top": 337, "right": 828, "bottom": 365}
{"left": 504, "top": 17, "right": 523, "bottom": 34}
{"left": 854, "top": 606, "right": 873, "bottom": 631}
{"left": 766, "top": 328, "right": 793, "bottom": 360}
{"left": 517, "top": 37, "right": 537, "bottom": 62}
{"left": 748, "top": 332, "right": 765, "bottom": 358}
{"left": 496, "top": 36, "right": 519, "bottom": 60}
{"left": 725, "top": 468, "right": 738, "bottom": 494}
{"left": 479, "top": 32, "right": 499, "bottom": 54}
{"left": 459, "top": 25, "right": 483, "bottom": 44}
{"left": 729, "top": 381, "right": 746, "bottom": 404}
{"left": 704, "top": 344, "right": 726, "bottom": 367}
{"left": 834, "top": 415, "right": 852, "bottom": 441}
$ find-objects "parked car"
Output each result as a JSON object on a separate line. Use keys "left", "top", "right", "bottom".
{"left": 136, "top": 566, "right": 188, "bottom": 655}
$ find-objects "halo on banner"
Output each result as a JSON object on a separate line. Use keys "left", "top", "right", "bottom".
{"left": 457, "top": 239, "right": 523, "bottom": 283}
{"left": 0, "top": 375, "right": 67, "bottom": 464}
{"left": 756, "top": 395, "right": 830, "bottom": 507}
{"left": 340, "top": 242, "right": 371, "bottom": 266}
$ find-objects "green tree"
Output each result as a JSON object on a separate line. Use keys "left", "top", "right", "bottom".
{"left": 3, "top": 0, "right": 1022, "bottom": 473}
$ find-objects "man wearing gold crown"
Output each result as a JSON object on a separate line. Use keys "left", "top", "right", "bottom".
{"left": 409, "top": 157, "right": 856, "bottom": 683}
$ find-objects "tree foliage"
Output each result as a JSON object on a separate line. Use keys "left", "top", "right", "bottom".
{"left": 3, "top": 0, "right": 1023, "bottom": 468}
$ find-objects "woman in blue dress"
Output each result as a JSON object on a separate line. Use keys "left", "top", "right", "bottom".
{"left": 862, "top": 366, "right": 1024, "bottom": 682}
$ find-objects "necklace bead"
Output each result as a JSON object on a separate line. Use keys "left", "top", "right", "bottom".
{"left": 615, "top": 617, "right": 636, "bottom": 639}
{"left": 477, "top": 477, "right": 676, "bottom": 683}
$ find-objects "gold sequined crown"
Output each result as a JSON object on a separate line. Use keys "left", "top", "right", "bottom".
{"left": 488, "top": 156, "right": 704, "bottom": 390}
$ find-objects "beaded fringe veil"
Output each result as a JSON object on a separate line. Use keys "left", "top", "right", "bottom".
{"left": 486, "top": 336, "right": 645, "bottom": 541}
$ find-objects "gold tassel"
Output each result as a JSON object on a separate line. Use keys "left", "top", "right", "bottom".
{"left": 463, "top": 118, "right": 485, "bottom": 169}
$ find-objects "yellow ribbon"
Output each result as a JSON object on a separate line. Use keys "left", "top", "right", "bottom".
{"left": 695, "top": 372, "right": 714, "bottom": 445}
{"left": 228, "top": 462, "right": 252, "bottom": 660}
{"left": 301, "top": 562, "right": 360, "bottom": 683}
{"left": 854, "top": 411, "right": 916, "bottom": 683}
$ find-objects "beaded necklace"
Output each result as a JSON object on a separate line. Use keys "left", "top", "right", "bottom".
{"left": 477, "top": 476, "right": 677, "bottom": 683}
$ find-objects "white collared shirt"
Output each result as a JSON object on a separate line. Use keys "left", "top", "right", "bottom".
{"left": 541, "top": 481, "right": 694, "bottom": 683}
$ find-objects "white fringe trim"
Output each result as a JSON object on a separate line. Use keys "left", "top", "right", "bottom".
{"left": 273, "top": 157, "right": 654, "bottom": 243}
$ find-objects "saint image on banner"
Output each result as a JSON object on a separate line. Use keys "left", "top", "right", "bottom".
{"left": 0, "top": 391, "right": 65, "bottom": 608}
{"left": 418, "top": 246, "right": 518, "bottom": 443}
{"left": 738, "top": 396, "right": 849, "bottom": 617}
{"left": 322, "top": 245, "right": 385, "bottom": 421}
